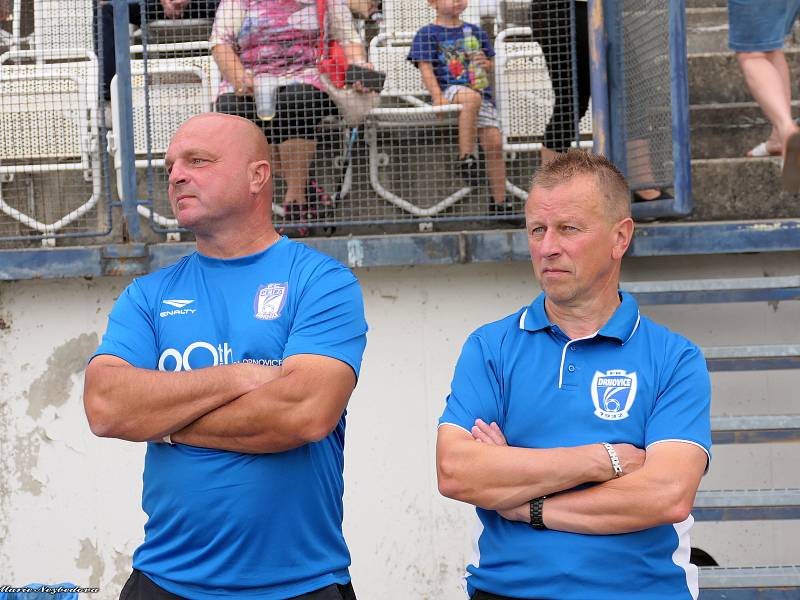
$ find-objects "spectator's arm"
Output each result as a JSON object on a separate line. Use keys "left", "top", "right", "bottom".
{"left": 210, "top": 0, "right": 249, "bottom": 92}
{"left": 437, "top": 423, "right": 644, "bottom": 510}
{"left": 342, "top": 41, "right": 367, "bottom": 65}
{"left": 172, "top": 354, "right": 356, "bottom": 453}
{"left": 84, "top": 354, "right": 280, "bottom": 442}
{"left": 212, "top": 44, "right": 253, "bottom": 94}
{"left": 327, "top": 0, "right": 367, "bottom": 64}
{"left": 418, "top": 61, "right": 445, "bottom": 106}
{"left": 498, "top": 442, "right": 707, "bottom": 533}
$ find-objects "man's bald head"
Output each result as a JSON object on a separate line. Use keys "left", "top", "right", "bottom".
{"left": 165, "top": 113, "right": 274, "bottom": 238}
{"left": 176, "top": 113, "right": 270, "bottom": 164}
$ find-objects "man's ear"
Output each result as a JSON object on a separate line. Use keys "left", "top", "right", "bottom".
{"left": 611, "top": 217, "right": 634, "bottom": 260}
{"left": 249, "top": 160, "right": 271, "bottom": 195}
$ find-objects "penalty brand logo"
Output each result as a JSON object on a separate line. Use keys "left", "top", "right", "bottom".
{"left": 591, "top": 369, "right": 637, "bottom": 421}
{"left": 160, "top": 299, "right": 197, "bottom": 318}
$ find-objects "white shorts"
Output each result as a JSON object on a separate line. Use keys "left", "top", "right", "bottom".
{"left": 444, "top": 85, "right": 501, "bottom": 130}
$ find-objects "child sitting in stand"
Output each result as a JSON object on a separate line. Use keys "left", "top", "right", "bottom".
{"left": 408, "top": 0, "right": 513, "bottom": 217}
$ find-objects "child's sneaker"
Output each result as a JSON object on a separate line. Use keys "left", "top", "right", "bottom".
{"left": 487, "top": 198, "right": 523, "bottom": 226}
{"left": 459, "top": 154, "right": 480, "bottom": 188}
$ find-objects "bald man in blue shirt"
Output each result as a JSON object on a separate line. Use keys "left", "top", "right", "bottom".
{"left": 437, "top": 151, "right": 711, "bottom": 600}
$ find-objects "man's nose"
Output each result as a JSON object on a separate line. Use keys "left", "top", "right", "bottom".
{"left": 168, "top": 162, "right": 188, "bottom": 187}
{"left": 539, "top": 229, "right": 562, "bottom": 256}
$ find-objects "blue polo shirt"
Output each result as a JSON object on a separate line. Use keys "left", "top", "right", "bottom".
{"left": 440, "top": 291, "right": 711, "bottom": 600}
{"left": 93, "top": 237, "right": 368, "bottom": 600}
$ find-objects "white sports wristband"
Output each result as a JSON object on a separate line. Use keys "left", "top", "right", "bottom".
{"left": 602, "top": 442, "right": 623, "bottom": 478}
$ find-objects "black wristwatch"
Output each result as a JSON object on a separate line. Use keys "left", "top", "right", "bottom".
{"left": 529, "top": 496, "right": 547, "bottom": 529}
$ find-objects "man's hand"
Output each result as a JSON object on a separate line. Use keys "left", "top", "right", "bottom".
{"left": 469, "top": 419, "right": 647, "bottom": 524}
{"left": 471, "top": 418, "right": 507, "bottom": 445}
{"left": 170, "top": 354, "right": 357, "bottom": 454}
{"left": 472, "top": 419, "right": 645, "bottom": 480}
{"left": 160, "top": 0, "right": 190, "bottom": 19}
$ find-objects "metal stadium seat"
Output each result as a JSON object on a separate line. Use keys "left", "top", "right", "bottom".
{"left": 32, "top": 0, "right": 95, "bottom": 56}
{"left": 0, "top": 51, "right": 101, "bottom": 241}
{"left": 365, "top": 33, "right": 470, "bottom": 217}
{"left": 494, "top": 26, "right": 592, "bottom": 200}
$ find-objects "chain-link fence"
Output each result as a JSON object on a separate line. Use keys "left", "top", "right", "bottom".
{"left": 128, "top": 0, "right": 593, "bottom": 237}
{"left": 605, "top": 0, "right": 692, "bottom": 215}
{"left": 0, "top": 0, "right": 687, "bottom": 245}
{"left": 0, "top": 0, "right": 113, "bottom": 247}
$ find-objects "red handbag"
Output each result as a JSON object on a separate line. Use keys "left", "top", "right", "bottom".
{"left": 317, "top": 0, "right": 348, "bottom": 89}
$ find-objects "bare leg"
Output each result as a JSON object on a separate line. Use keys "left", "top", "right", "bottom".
{"left": 479, "top": 126, "right": 507, "bottom": 204}
{"left": 738, "top": 50, "right": 798, "bottom": 151}
{"left": 278, "top": 138, "right": 316, "bottom": 205}
{"left": 762, "top": 50, "right": 794, "bottom": 153}
{"left": 450, "top": 87, "right": 482, "bottom": 158}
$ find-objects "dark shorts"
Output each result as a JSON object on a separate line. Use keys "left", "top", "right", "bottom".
{"left": 119, "top": 569, "right": 357, "bottom": 600}
{"left": 728, "top": 0, "right": 800, "bottom": 52}
{"left": 215, "top": 83, "right": 339, "bottom": 145}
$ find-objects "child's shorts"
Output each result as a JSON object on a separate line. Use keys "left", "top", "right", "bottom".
{"left": 444, "top": 85, "right": 501, "bottom": 129}
{"left": 728, "top": 0, "right": 800, "bottom": 52}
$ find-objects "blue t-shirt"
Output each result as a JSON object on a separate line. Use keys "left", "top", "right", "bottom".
{"left": 93, "top": 237, "right": 368, "bottom": 600}
{"left": 408, "top": 22, "right": 495, "bottom": 101}
{"left": 440, "top": 292, "right": 712, "bottom": 600}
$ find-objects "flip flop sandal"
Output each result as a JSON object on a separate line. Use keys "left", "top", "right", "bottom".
{"left": 781, "top": 131, "right": 800, "bottom": 192}
{"left": 746, "top": 141, "right": 782, "bottom": 158}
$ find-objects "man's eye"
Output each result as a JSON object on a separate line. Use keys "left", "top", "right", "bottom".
{"left": 192, "top": 158, "right": 206, "bottom": 164}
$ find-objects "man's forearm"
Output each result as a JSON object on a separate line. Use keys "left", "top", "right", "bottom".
{"left": 84, "top": 359, "right": 279, "bottom": 442}
{"left": 437, "top": 427, "right": 615, "bottom": 510}
{"left": 500, "top": 444, "right": 708, "bottom": 534}
{"left": 172, "top": 357, "right": 356, "bottom": 454}
{"left": 542, "top": 474, "right": 690, "bottom": 534}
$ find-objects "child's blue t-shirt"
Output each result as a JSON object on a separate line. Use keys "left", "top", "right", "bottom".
{"left": 408, "top": 22, "right": 495, "bottom": 101}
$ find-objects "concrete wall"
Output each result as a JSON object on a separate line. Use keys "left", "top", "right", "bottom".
{"left": 1, "top": 251, "right": 799, "bottom": 598}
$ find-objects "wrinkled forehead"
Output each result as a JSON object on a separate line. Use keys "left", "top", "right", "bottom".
{"left": 166, "top": 120, "right": 226, "bottom": 161}
{"left": 527, "top": 175, "right": 604, "bottom": 218}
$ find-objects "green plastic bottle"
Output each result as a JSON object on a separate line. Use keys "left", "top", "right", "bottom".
{"left": 463, "top": 26, "right": 489, "bottom": 91}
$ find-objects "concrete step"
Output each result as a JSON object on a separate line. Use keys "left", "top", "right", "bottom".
{"left": 687, "top": 8, "right": 800, "bottom": 54}
{"left": 687, "top": 8, "right": 731, "bottom": 55}
{"left": 689, "top": 157, "right": 800, "bottom": 221}
{"left": 699, "top": 565, "right": 800, "bottom": 590}
{"left": 686, "top": 0, "right": 726, "bottom": 8}
{"left": 694, "top": 488, "right": 800, "bottom": 521}
{"left": 690, "top": 103, "right": 800, "bottom": 160}
{"left": 688, "top": 49, "right": 800, "bottom": 105}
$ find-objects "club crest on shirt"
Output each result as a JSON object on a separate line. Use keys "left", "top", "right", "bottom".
{"left": 591, "top": 369, "right": 637, "bottom": 421}
{"left": 254, "top": 282, "right": 288, "bottom": 320}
